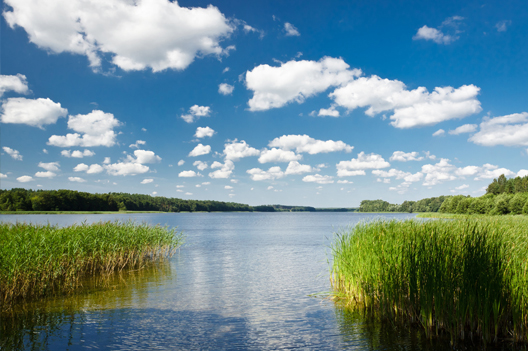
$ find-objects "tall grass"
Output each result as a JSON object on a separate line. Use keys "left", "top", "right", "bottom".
{"left": 331, "top": 217, "right": 528, "bottom": 345}
{"left": 0, "top": 221, "right": 182, "bottom": 309}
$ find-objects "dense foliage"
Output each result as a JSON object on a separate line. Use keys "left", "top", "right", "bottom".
{"left": 358, "top": 196, "right": 447, "bottom": 213}
{"left": 0, "top": 188, "right": 259, "bottom": 212}
{"left": 486, "top": 174, "right": 528, "bottom": 195}
{"left": 332, "top": 217, "right": 528, "bottom": 344}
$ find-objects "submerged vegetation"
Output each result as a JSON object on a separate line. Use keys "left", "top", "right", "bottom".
{"left": 331, "top": 217, "right": 528, "bottom": 345}
{"left": 0, "top": 221, "right": 182, "bottom": 309}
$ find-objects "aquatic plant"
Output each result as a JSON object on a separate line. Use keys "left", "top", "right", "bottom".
{"left": 0, "top": 221, "right": 182, "bottom": 309}
{"left": 331, "top": 217, "right": 528, "bottom": 344}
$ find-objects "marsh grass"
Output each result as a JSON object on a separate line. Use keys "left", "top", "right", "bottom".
{"left": 0, "top": 221, "right": 182, "bottom": 309}
{"left": 331, "top": 217, "right": 528, "bottom": 345}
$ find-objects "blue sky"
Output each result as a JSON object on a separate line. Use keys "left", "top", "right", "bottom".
{"left": 1, "top": 0, "right": 527, "bottom": 207}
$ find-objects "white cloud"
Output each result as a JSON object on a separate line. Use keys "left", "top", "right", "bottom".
{"left": 284, "top": 22, "right": 300, "bottom": 36}
{"left": 518, "top": 170, "right": 528, "bottom": 177}
{"left": 0, "top": 74, "right": 29, "bottom": 96}
{"left": 474, "top": 167, "right": 515, "bottom": 181}
{"left": 2, "top": 146, "right": 23, "bottom": 160}
{"left": 223, "top": 140, "right": 260, "bottom": 161}
{"left": 103, "top": 157, "right": 111, "bottom": 164}
{"left": 0, "top": 173, "right": 7, "bottom": 179}
{"left": 496, "top": 20, "right": 511, "bottom": 32}
{"left": 35, "top": 171, "right": 56, "bottom": 178}
{"left": 178, "top": 160, "right": 185, "bottom": 166}
{"left": 302, "top": 174, "right": 334, "bottom": 184}
{"left": 104, "top": 162, "right": 149, "bottom": 176}
{"left": 318, "top": 106, "right": 340, "bottom": 117}
{"left": 267, "top": 186, "right": 274, "bottom": 190}
{"left": 258, "top": 148, "right": 302, "bottom": 163}
{"left": 390, "top": 151, "right": 424, "bottom": 162}
{"left": 247, "top": 166, "right": 285, "bottom": 181}
{"left": 433, "top": 129, "right": 446, "bottom": 137}
{"left": 218, "top": 83, "right": 234, "bottom": 95}
{"left": 424, "top": 151, "right": 436, "bottom": 160}
{"left": 42, "top": 149, "right": 48, "bottom": 154}
{"left": 68, "top": 176, "right": 86, "bottom": 182}
{"left": 209, "top": 160, "right": 235, "bottom": 178}
{"left": 48, "top": 110, "right": 121, "bottom": 147}
{"left": 141, "top": 178, "right": 154, "bottom": 184}
{"left": 61, "top": 149, "right": 95, "bottom": 158}
{"left": 421, "top": 159, "right": 457, "bottom": 186}
{"left": 189, "top": 144, "right": 211, "bottom": 157}
{"left": 224, "top": 185, "right": 233, "bottom": 189}
{"left": 176, "top": 185, "right": 185, "bottom": 188}
{"left": 469, "top": 113, "right": 528, "bottom": 147}
{"left": 455, "top": 184, "right": 469, "bottom": 190}
{"left": 4, "top": 0, "right": 235, "bottom": 72}
{"left": 73, "top": 163, "right": 104, "bottom": 174}
{"left": 269, "top": 134, "right": 353, "bottom": 154}
{"left": 203, "top": 181, "right": 211, "bottom": 185}
{"left": 38, "top": 162, "right": 60, "bottom": 171}
{"left": 185, "top": 192, "right": 193, "bottom": 196}
{"left": 193, "top": 160, "right": 208, "bottom": 171}
{"left": 337, "top": 180, "right": 353, "bottom": 184}
{"left": 337, "top": 152, "right": 390, "bottom": 177}
{"left": 17, "top": 175, "right": 33, "bottom": 182}
{"left": 449, "top": 124, "right": 477, "bottom": 135}
{"left": 455, "top": 166, "right": 480, "bottom": 176}
{"left": 179, "top": 170, "right": 201, "bottom": 178}
{"left": 229, "top": 179, "right": 237, "bottom": 183}
{"left": 129, "top": 140, "right": 146, "bottom": 148}
{"left": 195, "top": 126, "right": 215, "bottom": 138}
{"left": 181, "top": 105, "right": 211, "bottom": 123}
{"left": 285, "top": 161, "right": 313, "bottom": 175}
{"left": 1, "top": 97, "right": 67, "bottom": 128}
{"left": 330, "top": 76, "right": 481, "bottom": 129}
{"left": 413, "top": 25, "right": 456, "bottom": 44}
{"left": 245, "top": 57, "right": 360, "bottom": 111}
{"left": 74, "top": 163, "right": 89, "bottom": 172}
{"left": 133, "top": 150, "right": 162, "bottom": 163}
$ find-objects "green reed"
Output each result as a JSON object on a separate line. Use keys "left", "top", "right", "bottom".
{"left": 0, "top": 221, "right": 183, "bottom": 309}
{"left": 331, "top": 217, "right": 528, "bottom": 344}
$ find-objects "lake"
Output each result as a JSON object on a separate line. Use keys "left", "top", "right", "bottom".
{"left": 0, "top": 212, "right": 515, "bottom": 350}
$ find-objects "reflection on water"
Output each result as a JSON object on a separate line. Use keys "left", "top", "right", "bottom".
{"left": 2, "top": 212, "right": 521, "bottom": 350}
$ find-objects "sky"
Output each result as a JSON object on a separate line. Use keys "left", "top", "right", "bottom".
{"left": 1, "top": 0, "right": 527, "bottom": 207}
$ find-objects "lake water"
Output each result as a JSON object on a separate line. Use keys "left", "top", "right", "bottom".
{"left": 0, "top": 212, "right": 517, "bottom": 350}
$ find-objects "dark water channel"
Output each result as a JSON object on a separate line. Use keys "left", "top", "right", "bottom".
{"left": 0, "top": 212, "right": 521, "bottom": 350}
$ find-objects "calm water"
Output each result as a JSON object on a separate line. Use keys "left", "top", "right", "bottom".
{"left": 0, "top": 213, "right": 518, "bottom": 350}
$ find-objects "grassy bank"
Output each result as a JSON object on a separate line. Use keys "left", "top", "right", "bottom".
{"left": 0, "top": 221, "right": 182, "bottom": 309}
{"left": 331, "top": 217, "right": 528, "bottom": 344}
{"left": 0, "top": 210, "right": 165, "bottom": 215}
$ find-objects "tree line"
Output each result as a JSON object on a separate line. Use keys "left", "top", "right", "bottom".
{"left": 0, "top": 189, "right": 270, "bottom": 213}
{"left": 358, "top": 196, "right": 447, "bottom": 213}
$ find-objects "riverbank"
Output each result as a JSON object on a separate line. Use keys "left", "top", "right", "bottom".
{"left": 331, "top": 217, "right": 528, "bottom": 345}
{"left": 0, "top": 221, "right": 183, "bottom": 310}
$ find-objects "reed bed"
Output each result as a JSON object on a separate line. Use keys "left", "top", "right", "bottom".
{"left": 0, "top": 221, "right": 182, "bottom": 309}
{"left": 331, "top": 217, "right": 528, "bottom": 345}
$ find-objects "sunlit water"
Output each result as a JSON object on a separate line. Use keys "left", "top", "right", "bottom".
{"left": 0, "top": 213, "right": 519, "bottom": 350}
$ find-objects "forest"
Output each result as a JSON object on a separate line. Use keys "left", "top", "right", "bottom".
{"left": 358, "top": 196, "right": 447, "bottom": 213}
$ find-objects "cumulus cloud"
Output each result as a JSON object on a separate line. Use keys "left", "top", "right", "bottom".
{"left": 518, "top": 170, "right": 528, "bottom": 177}
{"left": 258, "top": 148, "right": 301, "bottom": 163}
{"left": 61, "top": 149, "right": 95, "bottom": 158}
{"left": 455, "top": 184, "right": 469, "bottom": 190}
{"left": 68, "top": 176, "right": 86, "bottom": 182}
{"left": 496, "top": 20, "right": 511, "bottom": 32}
{"left": 0, "top": 173, "right": 7, "bottom": 179}
{"left": 209, "top": 160, "right": 235, "bottom": 178}
{"left": 195, "top": 126, "right": 215, "bottom": 138}
{"left": 390, "top": 151, "right": 424, "bottom": 162}
{"left": 141, "top": 178, "right": 154, "bottom": 184}
{"left": 35, "top": 171, "right": 56, "bottom": 178}
{"left": 413, "top": 26, "right": 456, "bottom": 44}
{"left": 318, "top": 106, "right": 340, "bottom": 117}
{"left": 218, "top": 83, "right": 234, "bottom": 95}
{"left": 48, "top": 110, "right": 121, "bottom": 147}
{"left": 330, "top": 76, "right": 481, "bottom": 129}
{"left": 337, "top": 180, "right": 353, "bottom": 184}
{"left": 284, "top": 22, "right": 300, "bottom": 36}
{"left": 17, "top": 175, "right": 34, "bottom": 182}
{"left": 178, "top": 160, "right": 185, "bottom": 166}
{"left": 223, "top": 140, "right": 260, "bottom": 161}
{"left": 474, "top": 165, "right": 515, "bottom": 180}
{"left": 302, "top": 174, "right": 334, "bottom": 184}
{"left": 193, "top": 160, "right": 208, "bottom": 171}
{"left": 189, "top": 143, "right": 211, "bottom": 157}
{"left": 469, "top": 112, "right": 528, "bottom": 147}
{"left": 421, "top": 159, "right": 457, "bottom": 186}
{"left": 181, "top": 105, "right": 211, "bottom": 123}
{"left": 433, "top": 129, "right": 446, "bottom": 137}
{"left": 105, "top": 162, "right": 149, "bottom": 176}
{"left": 4, "top": 0, "right": 235, "bottom": 72}
{"left": 269, "top": 134, "right": 353, "bottom": 154}
{"left": 373, "top": 169, "right": 424, "bottom": 184}
{"left": 133, "top": 150, "right": 162, "bottom": 163}
{"left": 285, "top": 161, "right": 313, "bottom": 175}
{"left": 224, "top": 185, "right": 233, "bottom": 189}
{"left": 129, "top": 140, "right": 146, "bottom": 148}
{"left": 2, "top": 146, "right": 23, "bottom": 160}
{"left": 38, "top": 162, "right": 60, "bottom": 171}
{"left": 337, "top": 152, "right": 390, "bottom": 177}
{"left": 247, "top": 166, "right": 285, "bottom": 181}
{"left": 73, "top": 163, "right": 104, "bottom": 174}
{"left": 449, "top": 124, "right": 477, "bottom": 135}
{"left": 1, "top": 97, "right": 67, "bottom": 128}
{"left": 178, "top": 170, "right": 201, "bottom": 178}
{"left": 0, "top": 74, "right": 29, "bottom": 96}
{"left": 245, "top": 57, "right": 361, "bottom": 111}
